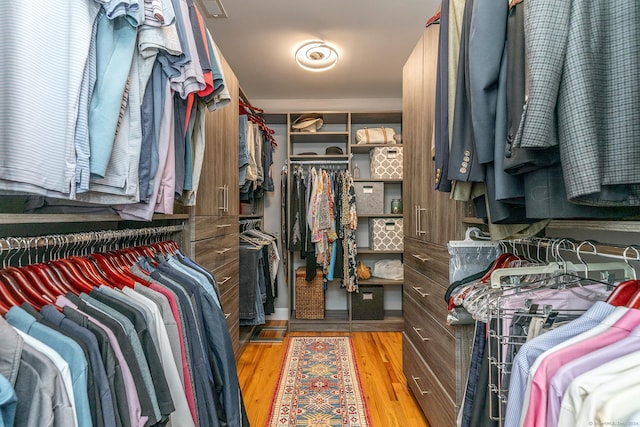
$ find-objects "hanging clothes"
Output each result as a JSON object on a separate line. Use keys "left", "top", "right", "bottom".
{"left": 287, "top": 167, "right": 358, "bottom": 292}
{"left": 450, "top": 244, "right": 640, "bottom": 427}
{"left": 1, "top": 0, "right": 231, "bottom": 220}
{"left": 0, "top": 239, "right": 249, "bottom": 427}
{"left": 239, "top": 226, "right": 281, "bottom": 326}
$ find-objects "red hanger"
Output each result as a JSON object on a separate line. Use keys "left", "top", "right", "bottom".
{"left": 3, "top": 267, "right": 51, "bottom": 308}
{"left": 114, "top": 250, "right": 149, "bottom": 285}
{"left": 16, "top": 266, "right": 59, "bottom": 302}
{"left": 625, "top": 287, "right": 640, "bottom": 309}
{"left": 608, "top": 280, "right": 640, "bottom": 306}
{"left": 118, "top": 248, "right": 139, "bottom": 266}
{"left": 0, "top": 271, "right": 29, "bottom": 306}
{"left": 0, "top": 300, "right": 9, "bottom": 316}
{"left": 26, "top": 264, "right": 67, "bottom": 297}
{"left": 31, "top": 263, "right": 76, "bottom": 295}
{"left": 67, "top": 256, "right": 112, "bottom": 287}
{"left": 48, "top": 259, "right": 94, "bottom": 294}
{"left": 478, "top": 253, "right": 522, "bottom": 284}
{"left": 0, "top": 272, "right": 23, "bottom": 307}
{"left": 90, "top": 253, "right": 134, "bottom": 289}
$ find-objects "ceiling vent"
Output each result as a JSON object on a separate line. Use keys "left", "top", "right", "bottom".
{"left": 198, "top": 0, "right": 228, "bottom": 18}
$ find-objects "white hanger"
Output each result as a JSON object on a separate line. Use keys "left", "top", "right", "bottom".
{"left": 449, "top": 227, "right": 499, "bottom": 248}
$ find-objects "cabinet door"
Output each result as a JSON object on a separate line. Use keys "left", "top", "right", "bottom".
{"left": 419, "top": 24, "right": 464, "bottom": 245}
{"left": 196, "top": 56, "right": 239, "bottom": 217}
{"left": 402, "top": 33, "right": 426, "bottom": 240}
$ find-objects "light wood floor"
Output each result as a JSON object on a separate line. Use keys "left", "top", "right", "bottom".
{"left": 236, "top": 325, "right": 430, "bottom": 427}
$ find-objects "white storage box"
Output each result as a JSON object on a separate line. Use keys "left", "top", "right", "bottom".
{"left": 354, "top": 182, "right": 384, "bottom": 214}
{"left": 370, "top": 146, "right": 403, "bottom": 179}
{"left": 369, "top": 218, "right": 404, "bottom": 251}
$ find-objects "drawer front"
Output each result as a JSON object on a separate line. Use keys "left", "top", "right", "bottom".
{"left": 220, "top": 283, "right": 239, "bottom": 332}
{"left": 404, "top": 265, "right": 449, "bottom": 322}
{"left": 404, "top": 238, "right": 450, "bottom": 286}
{"left": 228, "top": 320, "right": 241, "bottom": 359}
{"left": 194, "top": 232, "right": 239, "bottom": 272}
{"left": 404, "top": 291, "right": 455, "bottom": 396}
{"left": 403, "top": 334, "right": 456, "bottom": 427}
{"left": 194, "top": 215, "right": 239, "bottom": 239}
{"left": 213, "top": 261, "right": 239, "bottom": 296}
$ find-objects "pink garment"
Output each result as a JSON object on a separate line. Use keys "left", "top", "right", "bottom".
{"left": 523, "top": 309, "right": 640, "bottom": 426}
{"left": 154, "top": 100, "right": 176, "bottom": 214}
{"left": 149, "top": 283, "right": 198, "bottom": 425}
{"left": 56, "top": 295, "right": 148, "bottom": 427}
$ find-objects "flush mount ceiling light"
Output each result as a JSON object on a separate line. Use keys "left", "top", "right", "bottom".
{"left": 295, "top": 41, "right": 339, "bottom": 72}
{"left": 198, "top": 0, "right": 227, "bottom": 18}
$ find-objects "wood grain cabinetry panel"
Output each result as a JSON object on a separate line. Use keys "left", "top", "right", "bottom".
{"left": 404, "top": 265, "right": 449, "bottom": 322}
{"left": 195, "top": 54, "right": 238, "bottom": 217}
{"left": 403, "top": 334, "right": 455, "bottom": 427}
{"left": 404, "top": 291, "right": 455, "bottom": 397}
{"left": 193, "top": 215, "right": 239, "bottom": 239}
{"left": 194, "top": 233, "right": 239, "bottom": 272}
{"left": 402, "top": 33, "right": 424, "bottom": 241}
{"left": 220, "top": 282, "right": 239, "bottom": 328}
{"left": 212, "top": 260, "right": 239, "bottom": 296}
{"left": 228, "top": 320, "right": 240, "bottom": 358}
{"left": 404, "top": 238, "right": 450, "bottom": 285}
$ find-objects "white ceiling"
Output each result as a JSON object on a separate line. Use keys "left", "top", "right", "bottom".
{"left": 202, "top": 0, "right": 440, "bottom": 105}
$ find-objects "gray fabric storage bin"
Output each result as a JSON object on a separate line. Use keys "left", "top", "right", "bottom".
{"left": 354, "top": 182, "right": 384, "bottom": 214}
{"left": 370, "top": 146, "right": 403, "bottom": 179}
{"left": 369, "top": 218, "right": 404, "bottom": 251}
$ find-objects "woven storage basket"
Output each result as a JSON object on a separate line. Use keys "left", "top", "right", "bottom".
{"left": 295, "top": 267, "right": 325, "bottom": 319}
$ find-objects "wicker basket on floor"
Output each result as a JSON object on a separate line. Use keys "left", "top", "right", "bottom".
{"left": 295, "top": 267, "right": 325, "bottom": 319}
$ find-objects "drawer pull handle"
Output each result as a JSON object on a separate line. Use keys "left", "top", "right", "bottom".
{"left": 416, "top": 206, "right": 427, "bottom": 236}
{"left": 412, "top": 287, "right": 429, "bottom": 298}
{"left": 218, "top": 186, "right": 226, "bottom": 211}
{"left": 216, "top": 247, "right": 232, "bottom": 255}
{"left": 413, "top": 327, "right": 431, "bottom": 342}
{"left": 224, "top": 313, "right": 231, "bottom": 320}
{"left": 411, "top": 376, "right": 431, "bottom": 395}
{"left": 412, "top": 254, "right": 430, "bottom": 262}
{"left": 216, "top": 224, "right": 232, "bottom": 229}
{"left": 218, "top": 276, "right": 232, "bottom": 285}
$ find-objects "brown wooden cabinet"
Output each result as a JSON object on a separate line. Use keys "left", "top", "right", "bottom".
{"left": 402, "top": 23, "right": 469, "bottom": 426}
{"left": 191, "top": 51, "right": 242, "bottom": 357}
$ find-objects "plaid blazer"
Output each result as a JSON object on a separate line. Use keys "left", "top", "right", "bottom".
{"left": 514, "top": 0, "right": 640, "bottom": 206}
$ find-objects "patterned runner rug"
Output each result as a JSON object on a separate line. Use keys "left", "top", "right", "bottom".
{"left": 268, "top": 336, "right": 371, "bottom": 426}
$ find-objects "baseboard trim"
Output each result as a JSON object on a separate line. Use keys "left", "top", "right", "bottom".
{"left": 266, "top": 308, "right": 289, "bottom": 321}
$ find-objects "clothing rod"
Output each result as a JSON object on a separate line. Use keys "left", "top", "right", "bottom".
{"left": 504, "top": 237, "right": 640, "bottom": 263}
{"left": 289, "top": 159, "right": 350, "bottom": 165}
{"left": 0, "top": 224, "right": 184, "bottom": 252}
{"left": 239, "top": 218, "right": 262, "bottom": 224}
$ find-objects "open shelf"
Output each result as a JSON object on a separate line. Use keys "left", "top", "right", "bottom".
{"left": 0, "top": 213, "right": 189, "bottom": 224}
{"left": 350, "top": 143, "right": 403, "bottom": 154}
{"left": 286, "top": 111, "right": 403, "bottom": 333}
{"left": 290, "top": 154, "right": 350, "bottom": 161}
{"left": 357, "top": 278, "right": 403, "bottom": 286}
{"left": 351, "top": 310, "right": 404, "bottom": 332}
{"left": 289, "top": 310, "right": 351, "bottom": 332}
{"left": 357, "top": 247, "right": 403, "bottom": 254}
{"left": 239, "top": 214, "right": 263, "bottom": 220}
{"left": 357, "top": 214, "right": 403, "bottom": 219}
{"left": 352, "top": 178, "right": 403, "bottom": 183}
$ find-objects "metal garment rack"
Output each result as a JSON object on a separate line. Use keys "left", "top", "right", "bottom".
{"left": 478, "top": 236, "right": 640, "bottom": 426}
{"left": 0, "top": 224, "right": 184, "bottom": 266}
{"left": 239, "top": 217, "right": 262, "bottom": 232}
{"left": 486, "top": 302, "right": 587, "bottom": 425}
